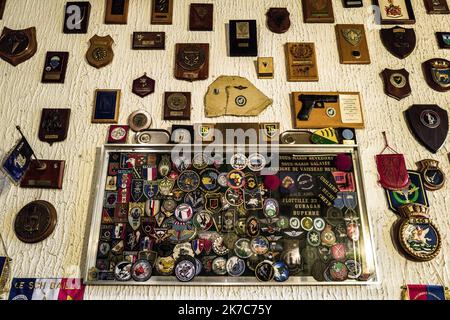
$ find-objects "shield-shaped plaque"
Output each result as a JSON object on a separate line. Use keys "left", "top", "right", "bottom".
{"left": 0, "top": 27, "right": 37, "bottom": 66}
{"left": 86, "top": 34, "right": 114, "bottom": 69}
{"left": 381, "top": 68, "right": 411, "bottom": 100}
{"left": 422, "top": 58, "right": 450, "bottom": 92}
{"left": 266, "top": 8, "right": 291, "bottom": 34}
{"left": 132, "top": 73, "right": 155, "bottom": 98}
{"left": 380, "top": 26, "right": 416, "bottom": 59}
{"left": 405, "top": 105, "right": 449, "bottom": 153}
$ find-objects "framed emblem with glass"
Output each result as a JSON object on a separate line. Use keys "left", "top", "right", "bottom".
{"left": 375, "top": 0, "right": 416, "bottom": 24}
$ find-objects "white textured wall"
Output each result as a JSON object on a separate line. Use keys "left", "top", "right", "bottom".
{"left": 0, "top": 0, "right": 449, "bottom": 300}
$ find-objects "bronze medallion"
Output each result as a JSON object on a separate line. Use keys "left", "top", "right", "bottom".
{"left": 14, "top": 200, "right": 57, "bottom": 244}
{"left": 266, "top": 8, "right": 290, "bottom": 34}
{"left": 381, "top": 68, "right": 411, "bottom": 100}
{"left": 380, "top": 26, "right": 416, "bottom": 59}
{"left": 175, "top": 44, "right": 209, "bottom": 81}
{"left": 0, "top": 27, "right": 37, "bottom": 66}
{"left": 128, "top": 110, "right": 152, "bottom": 132}
{"left": 422, "top": 58, "right": 450, "bottom": 92}
{"left": 86, "top": 35, "right": 114, "bottom": 69}
{"left": 164, "top": 92, "right": 191, "bottom": 120}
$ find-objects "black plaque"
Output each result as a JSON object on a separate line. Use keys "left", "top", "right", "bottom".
{"left": 41, "top": 52, "right": 69, "bottom": 83}
{"left": 63, "top": 2, "right": 91, "bottom": 34}
{"left": 229, "top": 20, "right": 258, "bottom": 57}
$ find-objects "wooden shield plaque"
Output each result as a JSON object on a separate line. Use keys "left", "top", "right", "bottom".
{"left": 335, "top": 24, "right": 370, "bottom": 64}
{"left": 86, "top": 35, "right": 114, "bottom": 69}
{"left": 175, "top": 43, "right": 209, "bottom": 82}
{"left": 381, "top": 68, "right": 411, "bottom": 100}
{"left": 189, "top": 3, "right": 213, "bottom": 31}
{"left": 63, "top": 2, "right": 91, "bottom": 34}
{"left": 41, "top": 52, "right": 69, "bottom": 83}
{"left": 105, "top": 0, "right": 129, "bottom": 24}
{"left": 405, "top": 105, "right": 448, "bottom": 153}
{"left": 302, "top": 0, "right": 335, "bottom": 23}
{"left": 0, "top": 27, "right": 37, "bottom": 66}
{"left": 151, "top": 0, "right": 173, "bottom": 24}
{"left": 266, "top": 8, "right": 291, "bottom": 33}
{"left": 422, "top": 59, "right": 450, "bottom": 92}
{"left": 286, "top": 42, "right": 318, "bottom": 82}
{"left": 38, "top": 108, "right": 71, "bottom": 145}
{"left": 380, "top": 26, "right": 416, "bottom": 59}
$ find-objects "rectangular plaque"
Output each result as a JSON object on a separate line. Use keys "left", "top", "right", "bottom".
{"left": 286, "top": 43, "right": 318, "bottom": 81}
{"left": 0, "top": 0, "right": 6, "bottom": 19}
{"left": 105, "top": 0, "right": 129, "bottom": 24}
{"left": 257, "top": 57, "right": 274, "bottom": 79}
{"left": 189, "top": 3, "right": 213, "bottom": 31}
{"left": 132, "top": 32, "right": 165, "bottom": 50}
{"left": 292, "top": 92, "right": 365, "bottom": 129}
{"left": 151, "top": 0, "right": 173, "bottom": 24}
{"left": 424, "top": 0, "right": 450, "bottom": 14}
{"left": 335, "top": 24, "right": 371, "bottom": 64}
{"left": 436, "top": 32, "right": 450, "bottom": 48}
{"left": 92, "top": 90, "right": 121, "bottom": 123}
{"left": 229, "top": 20, "right": 258, "bottom": 57}
{"left": 343, "top": 0, "right": 363, "bottom": 8}
{"left": 38, "top": 108, "right": 71, "bottom": 145}
{"left": 375, "top": 0, "right": 416, "bottom": 24}
{"left": 175, "top": 44, "right": 209, "bottom": 81}
{"left": 302, "top": 0, "right": 335, "bottom": 23}
{"left": 41, "top": 52, "right": 69, "bottom": 83}
{"left": 63, "top": 2, "right": 91, "bottom": 34}
{"left": 20, "top": 160, "right": 65, "bottom": 189}
{"left": 164, "top": 92, "right": 191, "bottom": 120}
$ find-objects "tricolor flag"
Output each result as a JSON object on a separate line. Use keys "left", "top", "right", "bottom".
{"left": 406, "top": 284, "right": 446, "bottom": 300}
{"left": 142, "top": 166, "right": 158, "bottom": 181}
{"left": 8, "top": 278, "right": 86, "bottom": 300}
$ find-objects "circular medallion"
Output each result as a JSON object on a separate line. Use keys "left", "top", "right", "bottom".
{"left": 235, "top": 218, "right": 247, "bottom": 236}
{"left": 135, "top": 131, "right": 153, "bottom": 144}
{"left": 177, "top": 45, "right": 206, "bottom": 71}
{"left": 217, "top": 173, "right": 229, "bottom": 187}
{"left": 255, "top": 261, "right": 275, "bottom": 282}
{"left": 277, "top": 216, "right": 290, "bottom": 229}
{"left": 314, "top": 218, "right": 326, "bottom": 231}
{"left": 248, "top": 153, "right": 266, "bottom": 172}
{"left": 192, "top": 153, "right": 210, "bottom": 170}
{"left": 131, "top": 260, "right": 152, "bottom": 282}
{"left": 300, "top": 217, "right": 314, "bottom": 231}
{"left": 328, "top": 261, "right": 348, "bottom": 281}
{"left": 273, "top": 261, "right": 290, "bottom": 282}
{"left": 110, "top": 127, "right": 127, "bottom": 141}
{"left": 174, "top": 204, "right": 194, "bottom": 223}
{"left": 175, "top": 257, "right": 197, "bottom": 282}
{"left": 193, "top": 211, "right": 213, "bottom": 231}
{"left": 226, "top": 256, "right": 246, "bottom": 277}
{"left": 213, "top": 236, "right": 229, "bottom": 256}
{"left": 251, "top": 236, "right": 269, "bottom": 255}
{"left": 114, "top": 261, "right": 132, "bottom": 281}
{"left": 167, "top": 93, "right": 188, "bottom": 111}
{"left": 297, "top": 174, "right": 314, "bottom": 190}
{"left": 184, "top": 190, "right": 205, "bottom": 212}
{"left": 155, "top": 256, "right": 175, "bottom": 275}
{"left": 227, "top": 170, "right": 246, "bottom": 189}
{"left": 390, "top": 73, "right": 406, "bottom": 88}
{"left": 14, "top": 201, "right": 57, "bottom": 244}
{"left": 326, "top": 108, "right": 336, "bottom": 118}
{"left": 230, "top": 154, "right": 248, "bottom": 170}
{"left": 162, "top": 199, "right": 177, "bottom": 213}
{"left": 420, "top": 110, "right": 441, "bottom": 129}
{"left": 423, "top": 167, "right": 445, "bottom": 190}
{"left": 345, "top": 260, "right": 362, "bottom": 279}
{"left": 235, "top": 95, "right": 247, "bottom": 107}
{"left": 93, "top": 47, "right": 107, "bottom": 61}
{"left": 212, "top": 257, "right": 228, "bottom": 275}
{"left": 171, "top": 188, "right": 185, "bottom": 202}
{"left": 225, "top": 188, "right": 244, "bottom": 206}
{"left": 289, "top": 217, "right": 301, "bottom": 230}
{"left": 128, "top": 110, "right": 152, "bottom": 132}
{"left": 342, "top": 129, "right": 354, "bottom": 141}
{"left": 263, "top": 199, "right": 279, "bottom": 218}
{"left": 399, "top": 217, "right": 441, "bottom": 261}
{"left": 234, "top": 238, "right": 253, "bottom": 259}
{"left": 307, "top": 230, "right": 321, "bottom": 247}
{"left": 200, "top": 168, "right": 220, "bottom": 192}
{"left": 177, "top": 170, "right": 200, "bottom": 193}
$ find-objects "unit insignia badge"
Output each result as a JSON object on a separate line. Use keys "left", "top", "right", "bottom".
{"left": 380, "top": 26, "right": 416, "bottom": 59}
{"left": 86, "top": 34, "right": 114, "bottom": 69}
{"left": 342, "top": 28, "right": 362, "bottom": 46}
{"left": 422, "top": 58, "right": 450, "bottom": 92}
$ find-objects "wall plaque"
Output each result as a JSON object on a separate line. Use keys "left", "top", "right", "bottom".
{"left": 38, "top": 108, "right": 71, "bottom": 145}
{"left": 422, "top": 58, "right": 450, "bottom": 92}
{"left": 14, "top": 201, "right": 57, "bottom": 244}
{"left": 189, "top": 3, "right": 213, "bottom": 31}
{"left": 20, "top": 160, "right": 65, "bottom": 189}
{"left": 257, "top": 57, "right": 274, "bottom": 79}
{"left": 0, "top": 27, "right": 37, "bottom": 66}
{"left": 64, "top": 2, "right": 91, "bottom": 34}
{"left": 375, "top": 0, "right": 416, "bottom": 24}
{"left": 436, "top": 32, "right": 450, "bottom": 49}
{"left": 105, "top": 0, "right": 129, "bottom": 24}
{"left": 286, "top": 43, "right": 318, "bottom": 82}
{"left": 41, "top": 52, "right": 69, "bottom": 84}
{"left": 424, "top": 0, "right": 449, "bottom": 14}
{"left": 151, "top": 0, "right": 173, "bottom": 24}
{"left": 229, "top": 20, "right": 258, "bottom": 57}
{"left": 132, "top": 32, "right": 165, "bottom": 50}
{"left": 164, "top": 92, "right": 191, "bottom": 120}
{"left": 86, "top": 35, "right": 114, "bottom": 69}
{"left": 175, "top": 43, "right": 209, "bottom": 81}
{"left": 381, "top": 68, "right": 411, "bottom": 100}
{"left": 335, "top": 24, "right": 370, "bottom": 64}
{"left": 302, "top": 0, "right": 335, "bottom": 23}
{"left": 266, "top": 8, "right": 291, "bottom": 33}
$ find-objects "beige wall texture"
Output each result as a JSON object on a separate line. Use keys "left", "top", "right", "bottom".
{"left": 0, "top": 0, "right": 449, "bottom": 300}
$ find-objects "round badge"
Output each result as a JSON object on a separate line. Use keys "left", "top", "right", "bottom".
{"left": 131, "top": 260, "right": 152, "bottom": 282}
{"left": 213, "top": 236, "right": 229, "bottom": 256}
{"left": 193, "top": 211, "right": 213, "bottom": 231}
{"left": 321, "top": 225, "right": 337, "bottom": 247}
{"left": 217, "top": 173, "right": 229, "bottom": 187}
{"left": 192, "top": 153, "right": 210, "bottom": 170}
{"left": 328, "top": 261, "right": 348, "bottom": 281}
{"left": 114, "top": 261, "right": 132, "bottom": 281}
{"left": 225, "top": 188, "right": 244, "bottom": 207}
{"left": 423, "top": 167, "right": 445, "bottom": 190}
{"left": 195, "top": 258, "right": 203, "bottom": 276}
{"left": 230, "top": 154, "right": 248, "bottom": 170}
{"left": 162, "top": 199, "right": 177, "bottom": 213}
{"left": 177, "top": 170, "right": 200, "bottom": 192}
{"left": 235, "top": 95, "right": 247, "bottom": 107}
{"left": 110, "top": 127, "right": 127, "bottom": 141}
{"left": 263, "top": 199, "right": 279, "bottom": 219}
{"left": 420, "top": 110, "right": 441, "bottom": 129}
{"left": 297, "top": 174, "right": 314, "bottom": 190}
{"left": 174, "top": 204, "right": 194, "bottom": 223}
{"left": 184, "top": 190, "right": 205, "bottom": 212}
{"left": 300, "top": 217, "right": 314, "bottom": 231}
{"left": 226, "top": 256, "right": 246, "bottom": 277}
{"left": 342, "top": 129, "right": 354, "bottom": 141}
{"left": 155, "top": 256, "right": 175, "bottom": 275}
{"left": 307, "top": 230, "right": 321, "bottom": 247}
{"left": 234, "top": 238, "right": 253, "bottom": 259}
{"left": 314, "top": 218, "right": 326, "bottom": 231}
{"left": 326, "top": 108, "right": 336, "bottom": 118}
{"left": 168, "top": 93, "right": 188, "bottom": 111}
{"left": 289, "top": 217, "right": 301, "bottom": 230}
{"left": 318, "top": 246, "right": 332, "bottom": 262}
{"left": 128, "top": 110, "right": 152, "bottom": 132}
{"left": 250, "top": 236, "right": 269, "bottom": 255}
{"left": 235, "top": 218, "right": 247, "bottom": 236}
{"left": 390, "top": 73, "right": 406, "bottom": 88}
{"left": 399, "top": 217, "right": 441, "bottom": 261}
{"left": 212, "top": 257, "right": 228, "bottom": 275}
{"left": 175, "top": 257, "right": 197, "bottom": 282}
{"left": 273, "top": 261, "right": 290, "bottom": 282}
{"left": 200, "top": 168, "right": 220, "bottom": 192}
{"left": 227, "top": 170, "right": 246, "bottom": 189}
{"left": 345, "top": 260, "right": 362, "bottom": 279}
{"left": 248, "top": 153, "right": 266, "bottom": 172}
{"left": 255, "top": 261, "right": 275, "bottom": 282}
